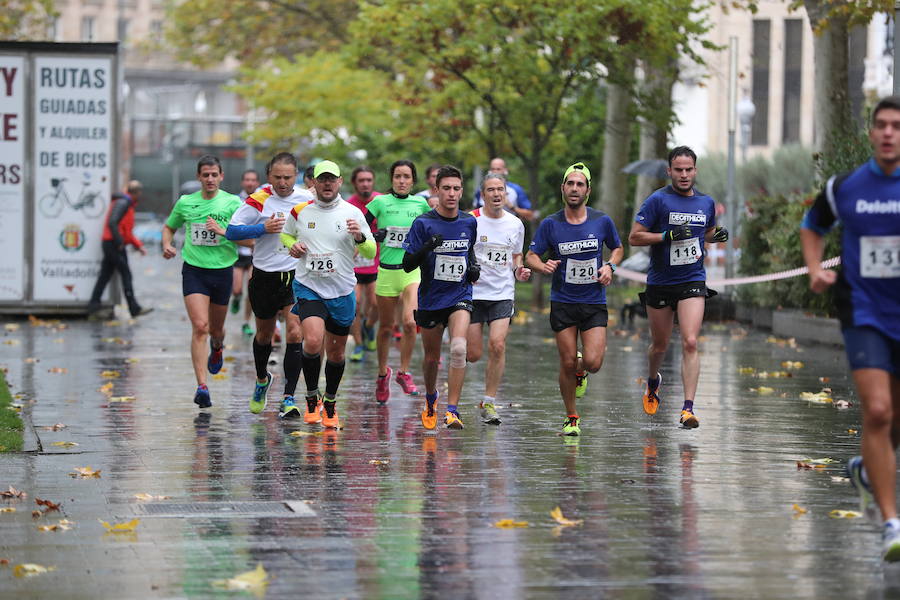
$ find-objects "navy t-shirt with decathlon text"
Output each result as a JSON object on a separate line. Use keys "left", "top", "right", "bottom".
{"left": 404, "top": 210, "right": 478, "bottom": 311}
{"left": 801, "top": 159, "right": 900, "bottom": 341}
{"left": 634, "top": 185, "right": 717, "bottom": 286}
{"left": 529, "top": 207, "right": 622, "bottom": 304}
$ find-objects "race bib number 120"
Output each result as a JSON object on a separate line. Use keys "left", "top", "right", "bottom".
{"left": 565, "top": 257, "right": 597, "bottom": 285}
{"left": 190, "top": 222, "right": 220, "bottom": 246}
{"left": 861, "top": 235, "right": 900, "bottom": 278}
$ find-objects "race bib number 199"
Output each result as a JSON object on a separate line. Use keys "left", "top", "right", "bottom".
{"left": 190, "top": 222, "right": 220, "bottom": 246}
{"left": 861, "top": 235, "right": 900, "bottom": 278}
{"left": 434, "top": 255, "right": 466, "bottom": 282}
{"left": 669, "top": 238, "right": 701, "bottom": 266}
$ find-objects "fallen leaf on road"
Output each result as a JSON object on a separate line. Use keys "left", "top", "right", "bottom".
{"left": 23, "top": 357, "right": 38, "bottom": 364}
{"left": 47, "top": 367, "right": 66, "bottom": 373}
{"left": 125, "top": 357, "right": 140, "bottom": 364}
{"left": 134, "top": 493, "right": 171, "bottom": 501}
{"left": 212, "top": 563, "right": 268, "bottom": 592}
{"left": 800, "top": 391, "right": 833, "bottom": 404}
{"left": 782, "top": 361, "right": 804, "bottom": 369}
{"left": 792, "top": 503, "right": 808, "bottom": 515}
{"left": 3, "top": 339, "right": 20, "bottom": 346}
{"left": 750, "top": 387, "right": 775, "bottom": 395}
{"left": 31, "top": 510, "right": 41, "bottom": 518}
{"left": 0, "top": 508, "right": 16, "bottom": 513}
{"left": 50, "top": 441, "right": 78, "bottom": 448}
{"left": 224, "top": 356, "right": 235, "bottom": 362}
{"left": 829, "top": 510, "right": 862, "bottom": 519}
{"left": 103, "top": 320, "right": 121, "bottom": 327}
{"left": 13, "top": 563, "right": 55, "bottom": 577}
{"left": 819, "top": 376, "right": 830, "bottom": 383}
{"left": 100, "top": 370, "right": 120, "bottom": 379}
{"left": 800, "top": 457, "right": 837, "bottom": 464}
{"left": 108, "top": 396, "right": 136, "bottom": 403}
{"left": 99, "top": 518, "right": 140, "bottom": 532}
{"left": 493, "top": 519, "right": 529, "bottom": 528}
{"left": 848, "top": 429, "right": 858, "bottom": 435}
{"left": 41, "top": 423, "right": 67, "bottom": 431}
{"left": 0, "top": 558, "right": 8, "bottom": 565}
{"left": 738, "top": 367, "right": 756, "bottom": 375}
{"left": 550, "top": 506, "right": 583, "bottom": 527}
{"left": 37, "top": 524, "right": 60, "bottom": 532}
{"left": 797, "top": 462, "right": 827, "bottom": 470}
{"left": 288, "top": 430, "right": 322, "bottom": 437}
{"left": 211, "top": 373, "right": 228, "bottom": 380}
{"left": 69, "top": 467, "right": 101, "bottom": 478}
{"left": 369, "top": 459, "right": 389, "bottom": 465}
{"left": 35, "top": 498, "right": 60, "bottom": 512}
{"left": 52, "top": 338, "right": 64, "bottom": 344}
{"left": 4, "top": 323, "right": 19, "bottom": 332}
{"left": 832, "top": 476, "right": 850, "bottom": 483}
{"left": 0, "top": 486, "right": 26, "bottom": 498}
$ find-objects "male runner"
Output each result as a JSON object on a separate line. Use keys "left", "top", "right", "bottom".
{"left": 801, "top": 96, "right": 900, "bottom": 561}
{"left": 281, "top": 160, "right": 376, "bottom": 428}
{"left": 629, "top": 146, "right": 728, "bottom": 429}
{"left": 473, "top": 157, "right": 534, "bottom": 221}
{"left": 525, "top": 162, "right": 623, "bottom": 436}
{"left": 467, "top": 172, "right": 531, "bottom": 424}
{"left": 226, "top": 152, "right": 314, "bottom": 417}
{"left": 346, "top": 165, "right": 381, "bottom": 361}
{"left": 403, "top": 165, "right": 479, "bottom": 430}
{"left": 162, "top": 155, "right": 243, "bottom": 408}
{"left": 364, "top": 160, "right": 432, "bottom": 402}
{"left": 233, "top": 169, "right": 260, "bottom": 336}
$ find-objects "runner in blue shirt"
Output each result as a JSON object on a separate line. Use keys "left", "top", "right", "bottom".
{"left": 801, "top": 96, "right": 900, "bottom": 562}
{"left": 629, "top": 146, "right": 728, "bottom": 429}
{"left": 525, "top": 162, "right": 623, "bottom": 437}
{"left": 403, "top": 165, "right": 479, "bottom": 431}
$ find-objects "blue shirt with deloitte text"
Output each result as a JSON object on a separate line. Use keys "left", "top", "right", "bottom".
{"left": 404, "top": 210, "right": 478, "bottom": 311}
{"left": 635, "top": 185, "right": 716, "bottom": 286}
{"left": 529, "top": 207, "right": 622, "bottom": 304}
{"left": 801, "top": 159, "right": 900, "bottom": 341}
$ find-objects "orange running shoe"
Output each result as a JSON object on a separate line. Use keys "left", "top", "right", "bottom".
{"left": 322, "top": 400, "right": 341, "bottom": 429}
{"left": 444, "top": 411, "right": 464, "bottom": 430}
{"left": 303, "top": 395, "right": 322, "bottom": 424}
{"left": 679, "top": 409, "right": 699, "bottom": 429}
{"left": 642, "top": 373, "right": 662, "bottom": 415}
{"left": 421, "top": 394, "right": 438, "bottom": 430}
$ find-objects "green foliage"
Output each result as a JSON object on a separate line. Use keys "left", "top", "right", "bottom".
{"left": 0, "top": 370, "right": 24, "bottom": 452}
{"left": 698, "top": 144, "right": 816, "bottom": 202}
{"left": 0, "top": 0, "right": 56, "bottom": 40}
{"left": 815, "top": 127, "right": 871, "bottom": 183}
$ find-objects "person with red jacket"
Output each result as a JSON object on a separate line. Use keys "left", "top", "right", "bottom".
{"left": 87, "top": 180, "right": 152, "bottom": 319}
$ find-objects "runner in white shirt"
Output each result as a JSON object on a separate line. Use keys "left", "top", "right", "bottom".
{"left": 226, "top": 152, "right": 314, "bottom": 418}
{"left": 466, "top": 172, "right": 531, "bottom": 424}
{"left": 281, "top": 160, "right": 376, "bottom": 429}
{"left": 233, "top": 170, "right": 259, "bottom": 337}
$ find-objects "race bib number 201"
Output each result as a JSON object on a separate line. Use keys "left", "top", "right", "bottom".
{"left": 861, "top": 236, "right": 900, "bottom": 278}
{"left": 190, "top": 222, "right": 220, "bottom": 246}
{"left": 384, "top": 226, "right": 409, "bottom": 249}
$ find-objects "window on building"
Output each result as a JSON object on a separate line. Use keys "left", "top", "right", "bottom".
{"left": 782, "top": 19, "right": 803, "bottom": 143}
{"left": 849, "top": 25, "right": 868, "bottom": 127}
{"left": 150, "top": 20, "right": 163, "bottom": 38}
{"left": 81, "top": 16, "right": 95, "bottom": 42}
{"left": 751, "top": 19, "right": 770, "bottom": 146}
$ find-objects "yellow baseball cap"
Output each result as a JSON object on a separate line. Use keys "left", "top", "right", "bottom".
{"left": 313, "top": 160, "right": 341, "bottom": 178}
{"left": 563, "top": 162, "right": 591, "bottom": 185}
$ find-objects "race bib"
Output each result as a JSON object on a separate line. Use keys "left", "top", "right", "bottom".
{"left": 434, "top": 254, "right": 466, "bottom": 282}
{"left": 670, "top": 238, "right": 701, "bottom": 266}
{"left": 354, "top": 254, "right": 375, "bottom": 268}
{"left": 306, "top": 252, "right": 336, "bottom": 276}
{"left": 190, "top": 222, "right": 220, "bottom": 246}
{"left": 565, "top": 257, "right": 597, "bottom": 285}
{"left": 384, "top": 226, "right": 409, "bottom": 249}
{"left": 482, "top": 243, "right": 510, "bottom": 268}
{"left": 860, "top": 235, "right": 900, "bottom": 278}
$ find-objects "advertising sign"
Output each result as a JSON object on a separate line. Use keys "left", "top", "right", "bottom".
{"left": 0, "top": 55, "right": 25, "bottom": 300}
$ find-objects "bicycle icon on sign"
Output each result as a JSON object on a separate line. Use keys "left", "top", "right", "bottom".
{"left": 39, "top": 175, "right": 106, "bottom": 219}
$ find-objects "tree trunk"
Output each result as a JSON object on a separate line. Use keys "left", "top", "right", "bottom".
{"left": 633, "top": 61, "right": 676, "bottom": 223}
{"left": 804, "top": 0, "right": 853, "bottom": 155}
{"left": 598, "top": 68, "right": 636, "bottom": 238}
{"left": 526, "top": 157, "right": 545, "bottom": 309}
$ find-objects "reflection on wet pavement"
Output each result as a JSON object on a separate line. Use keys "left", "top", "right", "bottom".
{"left": 0, "top": 256, "right": 896, "bottom": 598}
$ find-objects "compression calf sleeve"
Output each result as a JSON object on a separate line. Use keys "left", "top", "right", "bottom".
{"left": 283, "top": 343, "right": 302, "bottom": 396}
{"left": 252, "top": 338, "right": 273, "bottom": 381}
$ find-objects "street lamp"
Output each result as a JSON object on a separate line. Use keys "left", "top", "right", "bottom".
{"left": 737, "top": 95, "right": 756, "bottom": 163}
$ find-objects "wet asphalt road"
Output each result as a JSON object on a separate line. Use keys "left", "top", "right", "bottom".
{"left": 0, "top": 254, "right": 896, "bottom": 599}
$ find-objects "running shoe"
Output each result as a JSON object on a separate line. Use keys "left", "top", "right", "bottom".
{"left": 350, "top": 344, "right": 365, "bottom": 362}
{"left": 562, "top": 416, "right": 581, "bottom": 437}
{"left": 421, "top": 394, "right": 438, "bottom": 430}
{"left": 444, "top": 411, "right": 464, "bottom": 429}
{"left": 679, "top": 409, "right": 699, "bottom": 429}
{"left": 303, "top": 394, "right": 323, "bottom": 424}
{"left": 230, "top": 294, "right": 241, "bottom": 314}
{"left": 207, "top": 342, "right": 224, "bottom": 374}
{"left": 365, "top": 338, "right": 377, "bottom": 352}
{"left": 364, "top": 323, "right": 377, "bottom": 351}
{"left": 241, "top": 323, "right": 253, "bottom": 337}
{"left": 249, "top": 372, "right": 272, "bottom": 414}
{"left": 193, "top": 385, "right": 212, "bottom": 409}
{"left": 376, "top": 366, "right": 392, "bottom": 403}
{"left": 574, "top": 351, "right": 587, "bottom": 398}
{"left": 480, "top": 402, "right": 501, "bottom": 425}
{"left": 279, "top": 396, "right": 302, "bottom": 419}
{"left": 884, "top": 522, "right": 900, "bottom": 562}
{"left": 642, "top": 372, "right": 662, "bottom": 415}
{"left": 322, "top": 400, "right": 341, "bottom": 429}
{"left": 847, "top": 456, "right": 878, "bottom": 522}
{"left": 396, "top": 371, "right": 419, "bottom": 395}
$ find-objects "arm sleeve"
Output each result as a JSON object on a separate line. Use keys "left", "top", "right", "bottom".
{"left": 280, "top": 211, "right": 299, "bottom": 249}
{"left": 106, "top": 197, "right": 130, "bottom": 246}
{"left": 354, "top": 207, "right": 377, "bottom": 259}
{"left": 364, "top": 196, "right": 380, "bottom": 226}
{"left": 226, "top": 223, "right": 266, "bottom": 240}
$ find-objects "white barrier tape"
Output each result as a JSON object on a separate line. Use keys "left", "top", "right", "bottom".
{"left": 616, "top": 256, "right": 842, "bottom": 287}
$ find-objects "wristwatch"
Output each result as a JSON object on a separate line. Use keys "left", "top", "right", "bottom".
{"left": 354, "top": 234, "right": 366, "bottom": 244}
{"left": 604, "top": 261, "right": 617, "bottom": 272}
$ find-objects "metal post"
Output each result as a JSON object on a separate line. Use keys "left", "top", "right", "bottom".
{"left": 725, "top": 36, "right": 738, "bottom": 283}
{"left": 895, "top": 3, "right": 900, "bottom": 94}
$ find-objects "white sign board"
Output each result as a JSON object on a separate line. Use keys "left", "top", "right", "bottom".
{"left": 0, "top": 55, "right": 25, "bottom": 300}
{"left": 32, "top": 56, "right": 113, "bottom": 302}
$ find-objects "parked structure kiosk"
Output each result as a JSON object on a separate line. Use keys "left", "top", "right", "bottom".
{"left": 0, "top": 41, "right": 120, "bottom": 315}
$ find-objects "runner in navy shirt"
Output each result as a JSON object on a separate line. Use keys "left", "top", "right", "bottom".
{"left": 801, "top": 96, "right": 900, "bottom": 562}
{"left": 629, "top": 146, "right": 728, "bottom": 429}
{"left": 403, "top": 165, "right": 479, "bottom": 431}
{"left": 526, "top": 162, "right": 623, "bottom": 437}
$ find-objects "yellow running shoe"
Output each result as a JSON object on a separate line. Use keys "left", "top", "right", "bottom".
{"left": 562, "top": 416, "right": 581, "bottom": 436}
{"left": 642, "top": 373, "right": 662, "bottom": 415}
{"left": 680, "top": 409, "right": 699, "bottom": 428}
{"left": 444, "top": 411, "right": 464, "bottom": 429}
{"left": 574, "top": 351, "right": 587, "bottom": 398}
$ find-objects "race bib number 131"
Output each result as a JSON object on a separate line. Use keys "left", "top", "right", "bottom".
{"left": 861, "top": 235, "right": 900, "bottom": 278}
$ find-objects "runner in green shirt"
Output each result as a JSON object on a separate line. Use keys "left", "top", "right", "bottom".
{"left": 163, "top": 155, "right": 243, "bottom": 409}
{"left": 363, "top": 160, "right": 431, "bottom": 402}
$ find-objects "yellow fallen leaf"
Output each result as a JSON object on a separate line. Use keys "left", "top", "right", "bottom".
{"left": 223, "top": 356, "right": 236, "bottom": 362}
{"left": 13, "top": 563, "right": 54, "bottom": 577}
{"left": 100, "top": 370, "right": 120, "bottom": 379}
{"left": 799, "top": 457, "right": 837, "bottom": 465}
{"left": 212, "top": 563, "right": 269, "bottom": 592}
{"left": 550, "top": 506, "right": 583, "bottom": 527}
{"left": 800, "top": 391, "right": 833, "bottom": 404}
{"left": 541, "top": 337, "right": 555, "bottom": 344}
{"left": 211, "top": 373, "right": 228, "bottom": 380}
{"left": 125, "top": 358, "right": 140, "bottom": 364}
{"left": 99, "top": 518, "right": 140, "bottom": 532}
{"left": 24, "top": 357, "right": 38, "bottom": 364}
{"left": 52, "top": 338, "right": 64, "bottom": 344}
{"left": 738, "top": 367, "right": 756, "bottom": 375}
{"left": 0, "top": 507, "right": 16, "bottom": 513}
{"left": 4, "top": 323, "right": 20, "bottom": 332}
{"left": 829, "top": 510, "right": 862, "bottom": 519}
{"left": 37, "top": 524, "right": 60, "bottom": 532}
{"left": 782, "top": 361, "right": 804, "bottom": 369}
{"left": 134, "top": 493, "right": 171, "bottom": 501}
{"left": 108, "top": 396, "right": 136, "bottom": 403}
{"left": 50, "top": 441, "right": 78, "bottom": 448}
{"left": 848, "top": 429, "right": 858, "bottom": 435}
{"left": 3, "top": 339, "right": 20, "bottom": 346}
{"left": 792, "top": 503, "right": 807, "bottom": 515}
{"left": 832, "top": 476, "right": 850, "bottom": 483}
{"left": 70, "top": 467, "right": 101, "bottom": 478}
{"left": 288, "top": 430, "right": 322, "bottom": 437}
{"left": 493, "top": 519, "right": 529, "bottom": 528}
{"left": 47, "top": 366, "right": 66, "bottom": 373}
{"left": 98, "top": 382, "right": 114, "bottom": 394}
{"left": 750, "top": 387, "right": 775, "bottom": 395}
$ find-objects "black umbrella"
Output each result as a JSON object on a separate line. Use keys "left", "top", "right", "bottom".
{"left": 622, "top": 159, "right": 668, "bottom": 179}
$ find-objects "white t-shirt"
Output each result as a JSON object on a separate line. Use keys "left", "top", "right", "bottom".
{"left": 230, "top": 185, "right": 314, "bottom": 272}
{"left": 283, "top": 196, "right": 373, "bottom": 299}
{"left": 236, "top": 190, "right": 254, "bottom": 257}
{"left": 472, "top": 208, "right": 525, "bottom": 301}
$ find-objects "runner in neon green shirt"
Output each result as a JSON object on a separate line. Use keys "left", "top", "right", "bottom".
{"left": 363, "top": 160, "right": 431, "bottom": 402}
{"left": 162, "top": 155, "right": 244, "bottom": 409}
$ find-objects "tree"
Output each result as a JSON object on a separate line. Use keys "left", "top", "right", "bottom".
{"left": 0, "top": 0, "right": 56, "bottom": 40}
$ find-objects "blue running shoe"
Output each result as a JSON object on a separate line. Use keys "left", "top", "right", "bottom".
{"left": 279, "top": 396, "right": 301, "bottom": 419}
{"left": 847, "top": 456, "right": 878, "bottom": 522}
{"left": 249, "top": 372, "right": 272, "bottom": 414}
{"left": 207, "top": 342, "right": 224, "bottom": 374}
{"left": 193, "top": 385, "right": 212, "bottom": 408}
